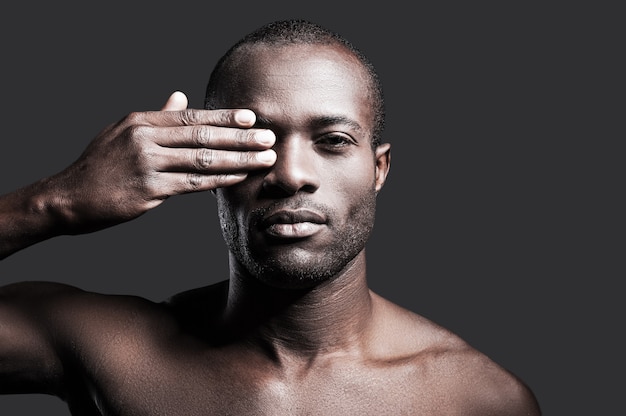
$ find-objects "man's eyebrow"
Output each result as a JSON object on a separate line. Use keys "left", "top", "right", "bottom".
{"left": 311, "top": 115, "right": 363, "bottom": 132}
{"left": 254, "top": 115, "right": 363, "bottom": 132}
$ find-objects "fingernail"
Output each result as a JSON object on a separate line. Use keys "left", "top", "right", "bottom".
{"left": 258, "top": 149, "right": 277, "bottom": 163}
{"left": 235, "top": 110, "right": 255, "bottom": 124}
{"left": 257, "top": 130, "right": 276, "bottom": 146}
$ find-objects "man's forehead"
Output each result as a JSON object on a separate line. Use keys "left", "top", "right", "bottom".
{"left": 231, "top": 42, "right": 363, "bottom": 76}
{"left": 222, "top": 43, "right": 370, "bottom": 99}
{"left": 214, "top": 42, "right": 375, "bottom": 136}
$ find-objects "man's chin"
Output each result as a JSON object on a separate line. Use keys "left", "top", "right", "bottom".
{"left": 239, "top": 243, "right": 358, "bottom": 289}
{"left": 254, "top": 267, "right": 333, "bottom": 291}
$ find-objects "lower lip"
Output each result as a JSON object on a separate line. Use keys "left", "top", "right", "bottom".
{"left": 265, "top": 222, "right": 324, "bottom": 238}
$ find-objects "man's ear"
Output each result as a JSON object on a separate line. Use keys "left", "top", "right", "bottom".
{"left": 374, "top": 143, "right": 391, "bottom": 193}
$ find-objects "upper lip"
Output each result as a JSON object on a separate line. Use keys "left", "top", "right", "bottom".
{"left": 262, "top": 209, "right": 326, "bottom": 226}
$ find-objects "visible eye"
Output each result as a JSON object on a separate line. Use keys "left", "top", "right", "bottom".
{"left": 316, "top": 134, "right": 355, "bottom": 151}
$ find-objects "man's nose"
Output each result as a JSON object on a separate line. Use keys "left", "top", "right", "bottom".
{"left": 262, "top": 138, "right": 320, "bottom": 196}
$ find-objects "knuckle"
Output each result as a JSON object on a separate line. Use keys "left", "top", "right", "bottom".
{"left": 125, "top": 111, "right": 143, "bottom": 125}
{"left": 238, "top": 129, "right": 257, "bottom": 145}
{"left": 141, "top": 145, "right": 159, "bottom": 164}
{"left": 195, "top": 148, "right": 215, "bottom": 169}
{"left": 216, "top": 110, "right": 235, "bottom": 125}
{"left": 186, "top": 173, "right": 203, "bottom": 190}
{"left": 180, "top": 109, "right": 201, "bottom": 126}
{"left": 192, "top": 126, "right": 212, "bottom": 146}
{"left": 125, "top": 125, "right": 148, "bottom": 144}
{"left": 141, "top": 175, "right": 160, "bottom": 197}
{"left": 238, "top": 151, "right": 253, "bottom": 165}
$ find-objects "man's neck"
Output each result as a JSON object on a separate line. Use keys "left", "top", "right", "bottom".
{"left": 222, "top": 252, "right": 374, "bottom": 358}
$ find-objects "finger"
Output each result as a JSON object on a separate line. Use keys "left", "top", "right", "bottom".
{"left": 138, "top": 108, "right": 258, "bottom": 129}
{"left": 148, "top": 125, "right": 276, "bottom": 150}
{"left": 160, "top": 91, "right": 189, "bottom": 111}
{"left": 153, "top": 147, "right": 277, "bottom": 173}
{"left": 151, "top": 171, "right": 250, "bottom": 195}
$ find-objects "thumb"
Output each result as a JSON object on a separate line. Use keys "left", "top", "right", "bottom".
{"left": 160, "top": 91, "right": 189, "bottom": 111}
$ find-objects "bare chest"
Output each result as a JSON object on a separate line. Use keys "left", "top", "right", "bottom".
{"left": 70, "top": 346, "right": 426, "bottom": 416}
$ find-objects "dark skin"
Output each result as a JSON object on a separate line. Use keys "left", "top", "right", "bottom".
{"left": 0, "top": 42, "right": 541, "bottom": 415}
{"left": 0, "top": 91, "right": 276, "bottom": 259}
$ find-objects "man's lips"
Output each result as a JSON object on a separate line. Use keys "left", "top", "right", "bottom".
{"left": 263, "top": 209, "right": 326, "bottom": 225}
{"left": 261, "top": 209, "right": 326, "bottom": 238}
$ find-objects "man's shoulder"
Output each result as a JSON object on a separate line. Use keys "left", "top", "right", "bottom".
{"left": 1, "top": 279, "right": 230, "bottom": 344}
{"left": 3, "top": 280, "right": 167, "bottom": 323}
{"left": 370, "top": 291, "right": 468, "bottom": 356}
{"left": 401, "top": 346, "right": 540, "bottom": 415}
{"left": 433, "top": 350, "right": 542, "bottom": 415}
{"left": 370, "top": 293, "right": 541, "bottom": 415}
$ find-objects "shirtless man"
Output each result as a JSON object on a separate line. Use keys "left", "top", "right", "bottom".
{"left": 0, "top": 19, "right": 541, "bottom": 415}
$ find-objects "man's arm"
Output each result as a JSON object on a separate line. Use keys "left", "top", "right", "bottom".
{"left": 0, "top": 91, "right": 276, "bottom": 259}
{"left": 0, "top": 281, "right": 76, "bottom": 395}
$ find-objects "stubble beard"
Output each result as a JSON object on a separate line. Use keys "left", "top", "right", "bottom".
{"left": 219, "top": 193, "right": 377, "bottom": 290}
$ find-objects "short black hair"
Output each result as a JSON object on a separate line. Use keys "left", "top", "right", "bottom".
{"left": 204, "top": 19, "right": 386, "bottom": 147}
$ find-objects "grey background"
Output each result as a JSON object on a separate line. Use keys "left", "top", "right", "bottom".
{"left": 0, "top": 1, "right": 622, "bottom": 415}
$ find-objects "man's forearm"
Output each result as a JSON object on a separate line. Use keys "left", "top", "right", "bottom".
{"left": 0, "top": 178, "right": 65, "bottom": 260}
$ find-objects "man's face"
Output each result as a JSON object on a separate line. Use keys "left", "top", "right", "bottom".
{"left": 215, "top": 43, "right": 389, "bottom": 289}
